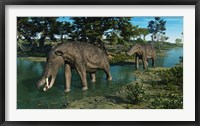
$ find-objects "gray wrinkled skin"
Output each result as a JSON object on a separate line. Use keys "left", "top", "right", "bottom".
{"left": 36, "top": 46, "right": 65, "bottom": 91}
{"left": 36, "top": 42, "right": 112, "bottom": 92}
{"left": 127, "top": 44, "right": 156, "bottom": 69}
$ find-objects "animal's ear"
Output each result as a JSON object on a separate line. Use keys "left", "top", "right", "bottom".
{"left": 55, "top": 50, "right": 64, "bottom": 56}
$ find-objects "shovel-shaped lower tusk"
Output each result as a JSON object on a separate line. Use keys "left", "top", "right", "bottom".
{"left": 43, "top": 78, "right": 49, "bottom": 91}
{"left": 45, "top": 78, "right": 49, "bottom": 86}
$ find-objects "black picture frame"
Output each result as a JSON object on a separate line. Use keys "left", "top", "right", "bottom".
{"left": 0, "top": 0, "right": 199, "bottom": 126}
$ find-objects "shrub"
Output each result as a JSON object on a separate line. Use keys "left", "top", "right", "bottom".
{"left": 150, "top": 66, "right": 183, "bottom": 109}
{"left": 109, "top": 54, "right": 134, "bottom": 64}
{"left": 150, "top": 92, "right": 183, "bottom": 109}
{"left": 125, "top": 83, "right": 147, "bottom": 104}
{"left": 157, "top": 66, "right": 183, "bottom": 88}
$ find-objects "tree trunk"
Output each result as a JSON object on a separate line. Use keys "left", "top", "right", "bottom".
{"left": 143, "top": 35, "right": 146, "bottom": 41}
{"left": 25, "top": 36, "right": 32, "bottom": 46}
{"left": 39, "top": 35, "right": 46, "bottom": 47}
{"left": 61, "top": 33, "right": 63, "bottom": 43}
{"left": 151, "top": 35, "right": 153, "bottom": 42}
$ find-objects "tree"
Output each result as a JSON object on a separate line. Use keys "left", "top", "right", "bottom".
{"left": 139, "top": 28, "right": 149, "bottom": 41}
{"left": 57, "top": 21, "right": 72, "bottom": 42}
{"left": 31, "top": 17, "right": 60, "bottom": 47}
{"left": 17, "top": 17, "right": 71, "bottom": 48}
{"left": 181, "top": 32, "right": 184, "bottom": 42}
{"left": 117, "top": 18, "right": 135, "bottom": 42}
{"left": 106, "top": 31, "right": 119, "bottom": 45}
{"left": 17, "top": 17, "right": 38, "bottom": 45}
{"left": 129, "top": 25, "right": 138, "bottom": 39}
{"left": 175, "top": 38, "right": 182, "bottom": 44}
{"left": 70, "top": 17, "right": 133, "bottom": 45}
{"left": 147, "top": 17, "right": 166, "bottom": 42}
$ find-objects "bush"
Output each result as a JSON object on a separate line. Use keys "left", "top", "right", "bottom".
{"left": 149, "top": 66, "right": 183, "bottom": 109}
{"left": 125, "top": 83, "right": 147, "bottom": 104}
{"left": 150, "top": 92, "right": 183, "bottom": 109}
{"left": 157, "top": 66, "right": 183, "bottom": 88}
{"left": 109, "top": 54, "right": 134, "bottom": 64}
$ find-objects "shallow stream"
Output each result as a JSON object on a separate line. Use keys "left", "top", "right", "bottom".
{"left": 17, "top": 47, "right": 183, "bottom": 109}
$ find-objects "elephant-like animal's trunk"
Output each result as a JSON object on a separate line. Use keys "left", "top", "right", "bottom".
{"left": 126, "top": 51, "right": 132, "bottom": 56}
{"left": 36, "top": 75, "right": 56, "bottom": 91}
{"left": 127, "top": 49, "right": 137, "bottom": 56}
{"left": 36, "top": 77, "right": 45, "bottom": 89}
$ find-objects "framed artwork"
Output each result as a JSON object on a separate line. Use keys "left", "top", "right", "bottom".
{"left": 1, "top": 0, "right": 199, "bottom": 125}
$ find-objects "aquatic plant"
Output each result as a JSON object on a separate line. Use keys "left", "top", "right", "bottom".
{"left": 125, "top": 83, "right": 147, "bottom": 104}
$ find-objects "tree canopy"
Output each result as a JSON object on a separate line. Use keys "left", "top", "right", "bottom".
{"left": 147, "top": 17, "right": 167, "bottom": 42}
{"left": 17, "top": 17, "right": 73, "bottom": 47}
{"left": 17, "top": 17, "right": 155, "bottom": 49}
{"left": 70, "top": 17, "right": 134, "bottom": 43}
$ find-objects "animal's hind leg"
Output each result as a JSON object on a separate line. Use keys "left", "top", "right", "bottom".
{"left": 103, "top": 66, "right": 112, "bottom": 81}
{"left": 90, "top": 73, "right": 96, "bottom": 82}
{"left": 142, "top": 57, "right": 147, "bottom": 69}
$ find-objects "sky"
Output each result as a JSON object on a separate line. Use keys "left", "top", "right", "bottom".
{"left": 131, "top": 17, "right": 183, "bottom": 43}
{"left": 57, "top": 16, "right": 183, "bottom": 43}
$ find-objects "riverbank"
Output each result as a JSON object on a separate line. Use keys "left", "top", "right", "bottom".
{"left": 65, "top": 65, "right": 183, "bottom": 109}
{"left": 17, "top": 42, "right": 182, "bottom": 65}
{"left": 17, "top": 50, "right": 170, "bottom": 66}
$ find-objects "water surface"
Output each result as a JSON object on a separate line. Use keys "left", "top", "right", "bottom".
{"left": 17, "top": 47, "right": 183, "bottom": 109}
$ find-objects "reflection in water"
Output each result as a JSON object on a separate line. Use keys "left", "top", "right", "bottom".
{"left": 17, "top": 47, "right": 183, "bottom": 109}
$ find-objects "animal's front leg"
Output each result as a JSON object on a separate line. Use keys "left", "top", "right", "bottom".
{"left": 152, "top": 57, "right": 155, "bottom": 67}
{"left": 76, "top": 65, "right": 88, "bottom": 91}
{"left": 64, "top": 64, "right": 72, "bottom": 92}
{"left": 146, "top": 59, "right": 149, "bottom": 66}
{"left": 135, "top": 56, "right": 139, "bottom": 69}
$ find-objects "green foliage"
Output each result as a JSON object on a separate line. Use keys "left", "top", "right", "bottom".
{"left": 148, "top": 17, "right": 166, "bottom": 34}
{"left": 147, "top": 17, "right": 167, "bottom": 42}
{"left": 134, "top": 38, "right": 147, "bottom": 44}
{"left": 157, "top": 66, "right": 183, "bottom": 88}
{"left": 136, "top": 28, "right": 149, "bottom": 41}
{"left": 126, "top": 83, "right": 147, "bottom": 104}
{"left": 153, "top": 42, "right": 182, "bottom": 50}
{"left": 150, "top": 92, "right": 183, "bottom": 109}
{"left": 106, "top": 32, "right": 119, "bottom": 45}
{"left": 109, "top": 54, "right": 134, "bottom": 64}
{"left": 71, "top": 17, "right": 132, "bottom": 44}
{"left": 17, "top": 17, "right": 72, "bottom": 47}
{"left": 117, "top": 38, "right": 126, "bottom": 45}
{"left": 175, "top": 38, "right": 182, "bottom": 44}
{"left": 148, "top": 66, "right": 183, "bottom": 109}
